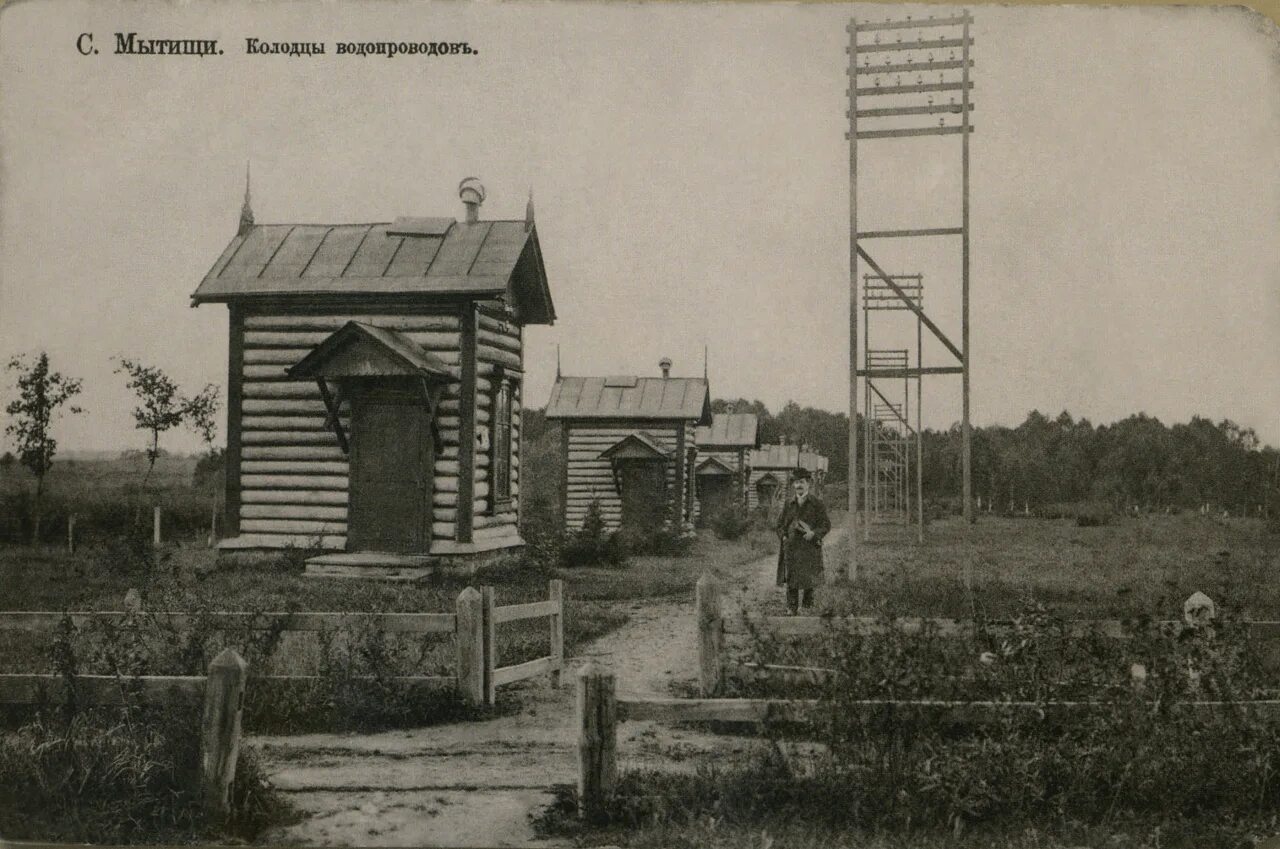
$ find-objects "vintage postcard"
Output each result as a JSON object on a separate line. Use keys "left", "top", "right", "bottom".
{"left": 0, "top": 1, "right": 1278, "bottom": 847}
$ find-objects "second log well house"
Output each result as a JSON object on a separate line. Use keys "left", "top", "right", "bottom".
{"left": 191, "top": 177, "right": 555, "bottom": 576}
{"left": 544, "top": 359, "right": 712, "bottom": 534}
{"left": 693, "top": 413, "right": 760, "bottom": 524}
{"left": 747, "top": 442, "right": 830, "bottom": 517}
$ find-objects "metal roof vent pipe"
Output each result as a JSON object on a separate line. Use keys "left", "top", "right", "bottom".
{"left": 459, "top": 177, "right": 485, "bottom": 223}
{"left": 659, "top": 357, "right": 672, "bottom": 379}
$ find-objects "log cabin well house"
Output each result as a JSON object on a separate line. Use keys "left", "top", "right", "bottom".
{"left": 693, "top": 413, "right": 759, "bottom": 523}
{"left": 191, "top": 177, "right": 554, "bottom": 576}
{"left": 747, "top": 442, "right": 830, "bottom": 516}
{"left": 544, "top": 360, "right": 712, "bottom": 534}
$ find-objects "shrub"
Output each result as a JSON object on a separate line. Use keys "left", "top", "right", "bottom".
{"left": 581, "top": 599, "right": 1280, "bottom": 842}
{"left": 710, "top": 507, "right": 752, "bottom": 541}
{"left": 561, "top": 501, "right": 627, "bottom": 568}
{"left": 0, "top": 707, "right": 293, "bottom": 842}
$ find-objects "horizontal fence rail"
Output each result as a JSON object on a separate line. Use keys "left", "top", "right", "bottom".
{"left": 0, "top": 581, "right": 565, "bottom": 710}
{"left": 0, "top": 673, "right": 206, "bottom": 706}
{"left": 483, "top": 579, "right": 565, "bottom": 703}
{"left": 0, "top": 650, "right": 248, "bottom": 817}
{"left": 0, "top": 611, "right": 457, "bottom": 634}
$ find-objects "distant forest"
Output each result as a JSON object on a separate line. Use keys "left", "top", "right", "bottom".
{"left": 524, "top": 401, "right": 1280, "bottom": 516}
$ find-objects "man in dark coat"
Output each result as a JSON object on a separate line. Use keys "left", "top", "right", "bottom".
{"left": 775, "top": 468, "right": 831, "bottom": 613}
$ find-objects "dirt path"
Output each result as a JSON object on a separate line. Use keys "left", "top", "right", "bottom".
{"left": 254, "top": 530, "right": 844, "bottom": 848}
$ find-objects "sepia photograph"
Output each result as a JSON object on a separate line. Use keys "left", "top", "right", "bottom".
{"left": 0, "top": 0, "right": 1278, "bottom": 846}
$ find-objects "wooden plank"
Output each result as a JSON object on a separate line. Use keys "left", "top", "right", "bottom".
{"left": 244, "top": 313, "right": 459, "bottom": 332}
{"left": 854, "top": 14, "right": 971, "bottom": 32}
{"left": 242, "top": 445, "right": 346, "bottom": 461}
{"left": 0, "top": 610, "right": 456, "bottom": 634}
{"left": 199, "top": 650, "right": 247, "bottom": 815}
{"left": 493, "top": 600, "right": 558, "bottom": 624}
{"left": 476, "top": 344, "right": 521, "bottom": 370}
{"left": 0, "top": 674, "right": 205, "bottom": 706}
{"left": 227, "top": 304, "right": 244, "bottom": 536}
{"left": 549, "top": 580, "right": 564, "bottom": 689}
{"left": 241, "top": 431, "right": 335, "bottom": 446}
{"left": 241, "top": 504, "right": 348, "bottom": 521}
{"left": 242, "top": 415, "right": 335, "bottom": 431}
{"left": 859, "top": 125, "right": 974, "bottom": 140}
{"left": 457, "top": 303, "right": 478, "bottom": 544}
{"left": 253, "top": 674, "right": 454, "bottom": 686}
{"left": 576, "top": 664, "right": 617, "bottom": 821}
{"left": 240, "top": 484, "right": 345, "bottom": 504}
{"left": 242, "top": 397, "right": 328, "bottom": 414}
{"left": 456, "top": 588, "right": 484, "bottom": 705}
{"left": 493, "top": 656, "right": 554, "bottom": 687}
{"left": 240, "top": 518, "right": 346, "bottom": 536}
{"left": 853, "top": 36, "right": 973, "bottom": 54}
{"left": 242, "top": 474, "right": 348, "bottom": 491}
{"left": 854, "top": 59, "right": 973, "bottom": 76}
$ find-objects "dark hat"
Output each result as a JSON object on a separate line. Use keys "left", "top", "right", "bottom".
{"left": 792, "top": 468, "right": 812, "bottom": 482}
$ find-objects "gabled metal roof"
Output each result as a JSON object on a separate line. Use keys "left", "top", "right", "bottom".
{"left": 695, "top": 413, "right": 759, "bottom": 448}
{"left": 749, "top": 443, "right": 801, "bottom": 470}
{"left": 191, "top": 220, "right": 555, "bottom": 324}
{"left": 545, "top": 377, "right": 712, "bottom": 424}
{"left": 800, "top": 451, "right": 830, "bottom": 473}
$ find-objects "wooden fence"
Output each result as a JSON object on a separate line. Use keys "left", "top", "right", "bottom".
{"left": 0, "top": 649, "right": 248, "bottom": 817}
{"left": 576, "top": 662, "right": 1280, "bottom": 821}
{"left": 0, "top": 579, "right": 564, "bottom": 709}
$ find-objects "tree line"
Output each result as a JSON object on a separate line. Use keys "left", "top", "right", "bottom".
{"left": 710, "top": 399, "right": 1279, "bottom": 515}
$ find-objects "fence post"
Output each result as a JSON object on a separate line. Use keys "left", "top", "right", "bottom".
{"left": 549, "top": 579, "right": 564, "bottom": 688}
{"left": 576, "top": 662, "right": 616, "bottom": 821}
{"left": 67, "top": 514, "right": 76, "bottom": 554}
{"left": 153, "top": 506, "right": 162, "bottom": 546}
{"left": 696, "top": 573, "right": 723, "bottom": 696}
{"left": 455, "top": 587, "right": 485, "bottom": 706}
{"left": 123, "top": 588, "right": 142, "bottom": 613}
{"left": 199, "top": 648, "right": 247, "bottom": 817}
{"left": 481, "top": 585, "right": 497, "bottom": 707}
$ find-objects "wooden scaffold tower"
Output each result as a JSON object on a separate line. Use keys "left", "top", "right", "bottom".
{"left": 846, "top": 10, "right": 975, "bottom": 580}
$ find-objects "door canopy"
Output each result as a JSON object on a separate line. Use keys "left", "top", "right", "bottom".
{"left": 286, "top": 321, "right": 453, "bottom": 454}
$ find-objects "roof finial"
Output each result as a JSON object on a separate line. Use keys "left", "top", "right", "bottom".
{"left": 525, "top": 187, "right": 535, "bottom": 232}
{"left": 703, "top": 344, "right": 708, "bottom": 380}
{"left": 238, "top": 161, "right": 254, "bottom": 236}
{"left": 556, "top": 343, "right": 561, "bottom": 379}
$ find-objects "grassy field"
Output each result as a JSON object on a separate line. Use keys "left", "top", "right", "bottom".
{"left": 556, "top": 512, "right": 1280, "bottom": 849}
{"left": 826, "top": 511, "right": 1279, "bottom": 619}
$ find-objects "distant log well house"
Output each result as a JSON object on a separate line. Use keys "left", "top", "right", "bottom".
{"left": 544, "top": 360, "right": 712, "bottom": 535}
{"left": 693, "top": 413, "right": 760, "bottom": 524}
{"left": 747, "top": 442, "right": 830, "bottom": 517}
{"left": 191, "top": 177, "right": 554, "bottom": 577}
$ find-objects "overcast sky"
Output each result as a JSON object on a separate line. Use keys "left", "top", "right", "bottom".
{"left": 1, "top": 0, "right": 1277, "bottom": 455}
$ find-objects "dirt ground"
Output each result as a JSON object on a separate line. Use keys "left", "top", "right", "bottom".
{"left": 253, "top": 530, "right": 843, "bottom": 848}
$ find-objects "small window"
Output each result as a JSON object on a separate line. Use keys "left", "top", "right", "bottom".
{"left": 491, "top": 375, "right": 515, "bottom": 511}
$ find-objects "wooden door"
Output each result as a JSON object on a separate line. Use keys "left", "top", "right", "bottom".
{"left": 697, "top": 475, "right": 732, "bottom": 525}
{"left": 348, "top": 388, "right": 431, "bottom": 553}
{"left": 618, "top": 460, "right": 666, "bottom": 532}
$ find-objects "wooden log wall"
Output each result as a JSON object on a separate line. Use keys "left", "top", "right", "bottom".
{"left": 471, "top": 309, "right": 523, "bottom": 547}
{"left": 698, "top": 447, "right": 750, "bottom": 510}
{"left": 233, "top": 309, "right": 484, "bottom": 549}
{"left": 746, "top": 467, "right": 793, "bottom": 511}
{"left": 563, "top": 420, "right": 698, "bottom": 532}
